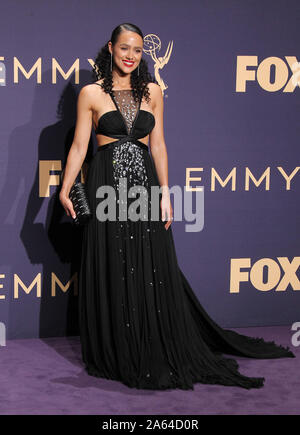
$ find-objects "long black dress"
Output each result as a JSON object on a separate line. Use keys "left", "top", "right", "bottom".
{"left": 78, "top": 84, "right": 295, "bottom": 390}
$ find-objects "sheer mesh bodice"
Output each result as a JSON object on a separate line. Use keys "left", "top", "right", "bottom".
{"left": 110, "top": 89, "right": 140, "bottom": 135}
{"left": 94, "top": 85, "right": 155, "bottom": 142}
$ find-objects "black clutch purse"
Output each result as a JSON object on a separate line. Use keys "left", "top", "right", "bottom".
{"left": 62, "top": 168, "right": 92, "bottom": 226}
{"left": 69, "top": 180, "right": 92, "bottom": 226}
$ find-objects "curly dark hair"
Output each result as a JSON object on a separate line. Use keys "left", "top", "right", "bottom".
{"left": 92, "top": 23, "right": 157, "bottom": 104}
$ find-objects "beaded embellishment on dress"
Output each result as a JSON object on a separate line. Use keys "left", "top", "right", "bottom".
{"left": 111, "top": 90, "right": 148, "bottom": 190}
{"left": 111, "top": 89, "right": 138, "bottom": 135}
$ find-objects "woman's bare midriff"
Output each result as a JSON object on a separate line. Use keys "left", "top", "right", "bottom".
{"left": 95, "top": 133, "right": 149, "bottom": 148}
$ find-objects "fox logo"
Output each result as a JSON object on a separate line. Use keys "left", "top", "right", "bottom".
{"left": 230, "top": 257, "right": 300, "bottom": 293}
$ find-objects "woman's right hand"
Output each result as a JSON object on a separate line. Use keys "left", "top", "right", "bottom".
{"left": 59, "top": 192, "right": 76, "bottom": 220}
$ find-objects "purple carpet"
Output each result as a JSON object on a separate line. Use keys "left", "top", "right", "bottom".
{"left": 0, "top": 325, "right": 299, "bottom": 415}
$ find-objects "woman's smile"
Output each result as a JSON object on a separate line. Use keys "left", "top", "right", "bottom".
{"left": 122, "top": 59, "right": 135, "bottom": 67}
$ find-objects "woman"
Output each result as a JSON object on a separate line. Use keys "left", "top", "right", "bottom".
{"left": 60, "top": 23, "right": 295, "bottom": 390}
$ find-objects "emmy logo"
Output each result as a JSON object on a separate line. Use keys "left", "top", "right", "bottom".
{"left": 143, "top": 34, "right": 173, "bottom": 95}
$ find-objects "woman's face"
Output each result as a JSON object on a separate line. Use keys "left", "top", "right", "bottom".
{"left": 109, "top": 31, "right": 143, "bottom": 75}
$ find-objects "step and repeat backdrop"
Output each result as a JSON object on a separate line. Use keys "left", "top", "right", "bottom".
{"left": 0, "top": 0, "right": 299, "bottom": 339}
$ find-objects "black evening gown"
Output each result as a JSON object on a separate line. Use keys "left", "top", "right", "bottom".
{"left": 78, "top": 84, "right": 295, "bottom": 390}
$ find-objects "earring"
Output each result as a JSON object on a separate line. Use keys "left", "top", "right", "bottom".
{"left": 110, "top": 53, "right": 112, "bottom": 72}
{"left": 138, "top": 63, "right": 139, "bottom": 76}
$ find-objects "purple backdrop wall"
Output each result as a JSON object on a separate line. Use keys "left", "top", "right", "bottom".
{"left": 0, "top": 0, "right": 299, "bottom": 339}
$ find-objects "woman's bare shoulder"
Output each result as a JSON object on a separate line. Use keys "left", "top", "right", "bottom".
{"left": 147, "top": 82, "right": 162, "bottom": 95}
{"left": 78, "top": 79, "right": 105, "bottom": 104}
{"left": 146, "top": 82, "right": 162, "bottom": 108}
{"left": 81, "top": 79, "right": 105, "bottom": 93}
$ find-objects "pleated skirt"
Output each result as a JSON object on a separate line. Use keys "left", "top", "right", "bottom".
{"left": 78, "top": 139, "right": 295, "bottom": 390}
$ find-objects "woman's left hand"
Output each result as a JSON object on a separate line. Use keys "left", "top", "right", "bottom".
{"left": 160, "top": 194, "right": 173, "bottom": 230}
